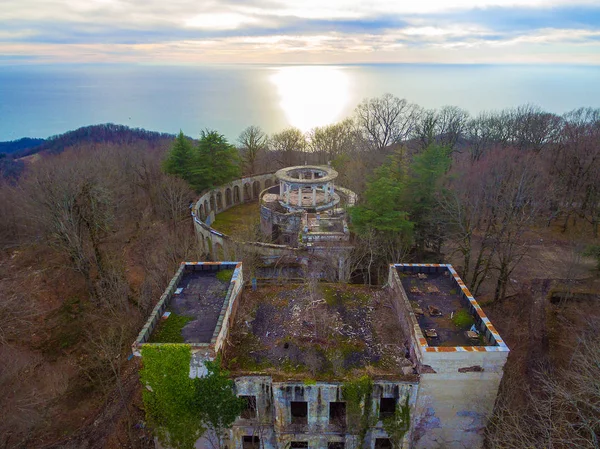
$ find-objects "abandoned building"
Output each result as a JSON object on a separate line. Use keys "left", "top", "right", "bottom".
{"left": 133, "top": 262, "right": 509, "bottom": 449}
{"left": 189, "top": 166, "right": 356, "bottom": 281}
{"left": 260, "top": 165, "right": 351, "bottom": 245}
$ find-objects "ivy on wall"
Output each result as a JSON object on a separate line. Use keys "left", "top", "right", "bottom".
{"left": 140, "top": 345, "right": 244, "bottom": 449}
{"left": 141, "top": 344, "right": 204, "bottom": 449}
{"left": 383, "top": 395, "right": 411, "bottom": 449}
{"left": 342, "top": 375, "right": 374, "bottom": 446}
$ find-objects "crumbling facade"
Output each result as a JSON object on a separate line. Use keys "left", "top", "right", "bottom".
{"left": 190, "top": 167, "right": 357, "bottom": 281}
{"left": 260, "top": 165, "right": 352, "bottom": 245}
{"left": 134, "top": 262, "right": 509, "bottom": 449}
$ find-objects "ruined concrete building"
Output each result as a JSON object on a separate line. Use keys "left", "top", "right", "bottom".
{"left": 133, "top": 262, "right": 509, "bottom": 449}
{"left": 190, "top": 166, "right": 356, "bottom": 281}
{"left": 260, "top": 166, "right": 351, "bottom": 245}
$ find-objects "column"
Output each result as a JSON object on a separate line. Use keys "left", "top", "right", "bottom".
{"left": 324, "top": 183, "right": 330, "bottom": 202}
{"left": 297, "top": 187, "right": 303, "bottom": 207}
{"left": 312, "top": 186, "right": 317, "bottom": 206}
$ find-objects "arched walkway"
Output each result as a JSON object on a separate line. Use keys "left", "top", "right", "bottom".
{"left": 210, "top": 195, "right": 216, "bottom": 212}
{"left": 225, "top": 188, "right": 232, "bottom": 207}
{"left": 244, "top": 184, "right": 251, "bottom": 201}
{"left": 216, "top": 191, "right": 223, "bottom": 210}
{"left": 233, "top": 185, "right": 240, "bottom": 204}
{"left": 252, "top": 181, "right": 261, "bottom": 199}
{"left": 215, "top": 243, "right": 225, "bottom": 260}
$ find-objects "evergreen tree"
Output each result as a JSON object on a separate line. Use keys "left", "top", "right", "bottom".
{"left": 350, "top": 153, "right": 414, "bottom": 269}
{"left": 163, "top": 131, "right": 194, "bottom": 181}
{"left": 405, "top": 145, "right": 452, "bottom": 256}
{"left": 190, "top": 130, "right": 240, "bottom": 192}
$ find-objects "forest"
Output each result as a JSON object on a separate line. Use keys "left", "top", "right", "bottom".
{"left": 0, "top": 94, "right": 599, "bottom": 448}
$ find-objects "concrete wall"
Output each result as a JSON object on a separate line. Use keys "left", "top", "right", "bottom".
{"left": 387, "top": 264, "right": 509, "bottom": 449}
{"left": 226, "top": 378, "right": 418, "bottom": 449}
{"left": 133, "top": 262, "right": 244, "bottom": 379}
{"left": 191, "top": 173, "right": 279, "bottom": 260}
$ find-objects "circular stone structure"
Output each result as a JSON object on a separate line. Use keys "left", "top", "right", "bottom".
{"left": 274, "top": 165, "right": 339, "bottom": 212}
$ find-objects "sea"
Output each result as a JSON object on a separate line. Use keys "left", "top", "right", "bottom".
{"left": 1, "top": 63, "right": 599, "bottom": 142}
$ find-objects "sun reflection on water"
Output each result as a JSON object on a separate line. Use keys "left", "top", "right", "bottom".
{"left": 270, "top": 66, "right": 350, "bottom": 132}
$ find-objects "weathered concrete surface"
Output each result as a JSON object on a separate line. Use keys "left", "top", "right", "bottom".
{"left": 387, "top": 264, "right": 509, "bottom": 449}
{"left": 226, "top": 378, "right": 418, "bottom": 449}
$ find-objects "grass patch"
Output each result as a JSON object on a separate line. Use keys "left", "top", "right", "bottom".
{"left": 322, "top": 285, "right": 370, "bottom": 307}
{"left": 148, "top": 312, "right": 193, "bottom": 343}
{"left": 216, "top": 269, "right": 234, "bottom": 283}
{"left": 211, "top": 202, "right": 259, "bottom": 235}
{"left": 452, "top": 310, "right": 475, "bottom": 329}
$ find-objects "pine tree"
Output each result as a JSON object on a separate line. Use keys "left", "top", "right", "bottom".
{"left": 189, "top": 130, "right": 240, "bottom": 192}
{"left": 163, "top": 131, "right": 194, "bottom": 181}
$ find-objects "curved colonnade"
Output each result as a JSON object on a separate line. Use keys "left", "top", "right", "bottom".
{"left": 191, "top": 173, "right": 295, "bottom": 260}
{"left": 191, "top": 172, "right": 358, "bottom": 279}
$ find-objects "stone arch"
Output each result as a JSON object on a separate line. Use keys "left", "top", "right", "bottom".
{"left": 243, "top": 183, "right": 251, "bottom": 201}
{"left": 216, "top": 191, "right": 223, "bottom": 210}
{"left": 233, "top": 185, "right": 240, "bottom": 204}
{"left": 199, "top": 203, "right": 205, "bottom": 220}
{"left": 265, "top": 179, "right": 273, "bottom": 189}
{"left": 210, "top": 195, "right": 216, "bottom": 212}
{"left": 252, "top": 180, "right": 261, "bottom": 199}
{"left": 204, "top": 200, "right": 209, "bottom": 215}
{"left": 225, "top": 188, "right": 232, "bottom": 207}
{"left": 215, "top": 242, "right": 225, "bottom": 260}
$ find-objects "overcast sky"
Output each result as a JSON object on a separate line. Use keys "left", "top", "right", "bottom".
{"left": 2, "top": 0, "right": 600, "bottom": 64}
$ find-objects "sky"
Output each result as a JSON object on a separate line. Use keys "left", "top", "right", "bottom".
{"left": 1, "top": 0, "right": 600, "bottom": 65}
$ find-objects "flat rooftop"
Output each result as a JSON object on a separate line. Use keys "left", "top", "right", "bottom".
{"left": 224, "top": 283, "right": 414, "bottom": 380}
{"left": 160, "top": 271, "right": 230, "bottom": 343}
{"left": 394, "top": 264, "right": 508, "bottom": 352}
{"left": 133, "top": 262, "right": 241, "bottom": 349}
{"left": 399, "top": 270, "right": 486, "bottom": 347}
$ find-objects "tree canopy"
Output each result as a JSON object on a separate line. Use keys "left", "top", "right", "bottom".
{"left": 163, "top": 130, "right": 240, "bottom": 192}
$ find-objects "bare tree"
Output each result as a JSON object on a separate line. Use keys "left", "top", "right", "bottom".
{"left": 414, "top": 106, "right": 469, "bottom": 152}
{"left": 355, "top": 94, "right": 420, "bottom": 151}
{"left": 238, "top": 126, "right": 268, "bottom": 175}
{"left": 269, "top": 128, "right": 306, "bottom": 167}
{"left": 488, "top": 321, "right": 600, "bottom": 449}
{"left": 442, "top": 149, "right": 543, "bottom": 300}
{"left": 308, "top": 118, "right": 357, "bottom": 164}
{"left": 18, "top": 157, "right": 113, "bottom": 300}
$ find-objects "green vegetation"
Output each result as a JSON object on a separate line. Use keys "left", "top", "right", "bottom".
{"left": 141, "top": 345, "right": 203, "bottom": 449}
{"left": 211, "top": 201, "right": 258, "bottom": 235}
{"left": 342, "top": 376, "right": 375, "bottom": 446}
{"left": 452, "top": 309, "right": 475, "bottom": 328}
{"left": 148, "top": 312, "right": 193, "bottom": 343}
{"left": 383, "top": 396, "right": 411, "bottom": 449}
{"left": 216, "top": 269, "right": 234, "bottom": 283}
{"left": 349, "top": 144, "right": 451, "bottom": 270}
{"left": 322, "top": 285, "right": 370, "bottom": 307}
{"left": 163, "top": 129, "right": 240, "bottom": 192}
{"left": 141, "top": 347, "right": 244, "bottom": 449}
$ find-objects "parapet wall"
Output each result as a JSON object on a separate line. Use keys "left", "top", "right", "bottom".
{"left": 132, "top": 262, "right": 243, "bottom": 363}
{"left": 388, "top": 264, "right": 509, "bottom": 449}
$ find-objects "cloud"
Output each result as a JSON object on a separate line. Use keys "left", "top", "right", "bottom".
{"left": 1, "top": 0, "right": 600, "bottom": 63}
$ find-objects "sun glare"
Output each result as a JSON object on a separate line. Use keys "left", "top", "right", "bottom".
{"left": 270, "top": 66, "right": 350, "bottom": 132}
